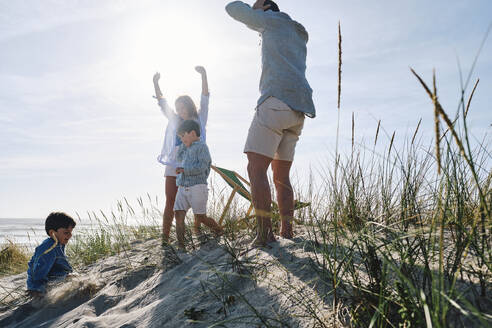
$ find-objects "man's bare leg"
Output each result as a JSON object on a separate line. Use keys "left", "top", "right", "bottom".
{"left": 272, "top": 159, "right": 294, "bottom": 239}
{"left": 175, "top": 210, "right": 186, "bottom": 250}
{"left": 246, "top": 152, "right": 276, "bottom": 246}
{"left": 194, "top": 214, "right": 223, "bottom": 236}
{"left": 163, "top": 176, "right": 178, "bottom": 243}
{"left": 193, "top": 217, "right": 201, "bottom": 235}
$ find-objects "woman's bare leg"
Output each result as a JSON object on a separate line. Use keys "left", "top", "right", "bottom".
{"left": 163, "top": 176, "right": 178, "bottom": 243}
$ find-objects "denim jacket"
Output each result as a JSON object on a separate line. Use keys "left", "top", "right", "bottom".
{"left": 26, "top": 237, "right": 73, "bottom": 293}
{"left": 176, "top": 140, "right": 211, "bottom": 187}
{"left": 226, "top": 1, "right": 316, "bottom": 118}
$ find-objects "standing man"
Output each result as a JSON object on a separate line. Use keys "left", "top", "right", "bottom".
{"left": 226, "top": 0, "right": 316, "bottom": 246}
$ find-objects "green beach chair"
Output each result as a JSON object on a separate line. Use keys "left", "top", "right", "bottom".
{"left": 211, "top": 165, "right": 310, "bottom": 227}
{"left": 211, "top": 165, "right": 254, "bottom": 226}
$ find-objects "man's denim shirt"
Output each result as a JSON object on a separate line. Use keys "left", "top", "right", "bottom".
{"left": 176, "top": 140, "right": 212, "bottom": 187}
{"left": 226, "top": 1, "right": 316, "bottom": 118}
{"left": 27, "top": 237, "right": 73, "bottom": 293}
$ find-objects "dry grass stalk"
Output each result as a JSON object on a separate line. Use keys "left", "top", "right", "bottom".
{"left": 374, "top": 120, "right": 381, "bottom": 146}
{"left": 432, "top": 69, "right": 442, "bottom": 175}
{"left": 352, "top": 112, "right": 355, "bottom": 150}
{"left": 465, "top": 78, "right": 480, "bottom": 118}
{"left": 337, "top": 21, "right": 342, "bottom": 110}
{"left": 388, "top": 131, "right": 395, "bottom": 156}
{"left": 411, "top": 118, "right": 422, "bottom": 145}
{"left": 411, "top": 67, "right": 489, "bottom": 223}
{"left": 439, "top": 78, "right": 479, "bottom": 142}
{"left": 433, "top": 117, "right": 441, "bottom": 176}
{"left": 410, "top": 68, "right": 469, "bottom": 168}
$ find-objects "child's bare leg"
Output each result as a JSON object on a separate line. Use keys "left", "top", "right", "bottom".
{"left": 175, "top": 211, "right": 186, "bottom": 250}
{"left": 195, "top": 214, "right": 223, "bottom": 236}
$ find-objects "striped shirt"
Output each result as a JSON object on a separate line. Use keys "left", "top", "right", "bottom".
{"left": 176, "top": 140, "right": 211, "bottom": 187}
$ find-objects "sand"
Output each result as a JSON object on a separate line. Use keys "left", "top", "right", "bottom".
{"left": 0, "top": 232, "right": 335, "bottom": 327}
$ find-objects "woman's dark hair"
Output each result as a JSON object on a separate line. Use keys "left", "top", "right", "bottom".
{"left": 177, "top": 119, "right": 201, "bottom": 137}
{"left": 264, "top": 0, "right": 279, "bottom": 12}
{"left": 45, "top": 212, "right": 76, "bottom": 235}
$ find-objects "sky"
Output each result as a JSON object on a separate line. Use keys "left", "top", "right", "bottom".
{"left": 1, "top": 0, "right": 491, "bottom": 218}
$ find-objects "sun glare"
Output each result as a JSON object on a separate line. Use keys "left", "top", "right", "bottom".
{"left": 118, "top": 11, "right": 219, "bottom": 101}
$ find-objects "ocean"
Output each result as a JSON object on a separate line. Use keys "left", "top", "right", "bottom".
{"left": 0, "top": 218, "right": 93, "bottom": 249}
{"left": 0, "top": 217, "right": 158, "bottom": 250}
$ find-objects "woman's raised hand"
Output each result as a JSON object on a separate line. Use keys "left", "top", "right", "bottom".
{"left": 194, "top": 66, "right": 206, "bottom": 75}
{"left": 195, "top": 66, "right": 209, "bottom": 96}
{"left": 153, "top": 72, "right": 163, "bottom": 99}
{"left": 153, "top": 72, "right": 161, "bottom": 84}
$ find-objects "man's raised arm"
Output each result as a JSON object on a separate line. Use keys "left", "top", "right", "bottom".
{"left": 225, "top": 1, "right": 268, "bottom": 31}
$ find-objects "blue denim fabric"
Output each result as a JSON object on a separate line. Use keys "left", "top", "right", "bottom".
{"left": 26, "top": 237, "right": 73, "bottom": 293}
{"left": 176, "top": 141, "right": 211, "bottom": 187}
{"left": 226, "top": 1, "right": 316, "bottom": 118}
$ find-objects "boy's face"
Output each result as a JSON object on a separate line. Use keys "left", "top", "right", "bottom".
{"left": 49, "top": 226, "right": 73, "bottom": 245}
{"left": 179, "top": 130, "right": 199, "bottom": 147}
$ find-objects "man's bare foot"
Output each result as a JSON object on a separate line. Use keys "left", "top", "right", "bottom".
{"left": 213, "top": 227, "right": 224, "bottom": 238}
{"left": 280, "top": 227, "right": 293, "bottom": 239}
{"left": 280, "top": 231, "right": 293, "bottom": 239}
{"left": 280, "top": 220, "right": 293, "bottom": 239}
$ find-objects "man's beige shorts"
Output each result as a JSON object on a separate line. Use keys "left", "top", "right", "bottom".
{"left": 244, "top": 97, "right": 305, "bottom": 161}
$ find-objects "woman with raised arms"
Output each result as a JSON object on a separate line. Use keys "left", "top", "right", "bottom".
{"left": 153, "top": 66, "right": 210, "bottom": 244}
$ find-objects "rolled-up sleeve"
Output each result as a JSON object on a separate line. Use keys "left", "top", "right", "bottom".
{"left": 198, "top": 94, "right": 209, "bottom": 126}
{"left": 226, "top": 1, "right": 267, "bottom": 31}
{"left": 158, "top": 98, "right": 178, "bottom": 121}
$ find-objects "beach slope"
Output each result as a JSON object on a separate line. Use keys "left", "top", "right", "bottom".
{"left": 0, "top": 234, "right": 332, "bottom": 327}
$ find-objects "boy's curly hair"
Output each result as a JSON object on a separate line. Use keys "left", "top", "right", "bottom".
{"left": 45, "top": 212, "right": 76, "bottom": 235}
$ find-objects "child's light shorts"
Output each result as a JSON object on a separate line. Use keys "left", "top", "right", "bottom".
{"left": 173, "top": 184, "right": 208, "bottom": 214}
{"left": 244, "top": 97, "right": 305, "bottom": 162}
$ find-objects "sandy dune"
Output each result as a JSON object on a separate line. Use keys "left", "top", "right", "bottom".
{"left": 0, "top": 233, "right": 333, "bottom": 327}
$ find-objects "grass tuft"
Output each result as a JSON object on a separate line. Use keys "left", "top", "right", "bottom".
{"left": 0, "top": 240, "right": 29, "bottom": 277}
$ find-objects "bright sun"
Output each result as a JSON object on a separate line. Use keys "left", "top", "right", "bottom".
{"left": 118, "top": 11, "right": 219, "bottom": 100}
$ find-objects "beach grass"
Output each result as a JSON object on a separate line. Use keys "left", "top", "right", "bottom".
{"left": 0, "top": 241, "right": 29, "bottom": 277}
{"left": 66, "top": 196, "right": 162, "bottom": 268}
{"left": 1, "top": 60, "right": 491, "bottom": 327}
{"left": 0, "top": 117, "right": 490, "bottom": 326}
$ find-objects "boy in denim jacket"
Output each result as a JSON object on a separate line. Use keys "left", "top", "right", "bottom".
{"left": 27, "top": 212, "right": 76, "bottom": 296}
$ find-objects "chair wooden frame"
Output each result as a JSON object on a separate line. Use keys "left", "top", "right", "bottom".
{"left": 211, "top": 165, "right": 254, "bottom": 226}
{"left": 211, "top": 165, "right": 310, "bottom": 227}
